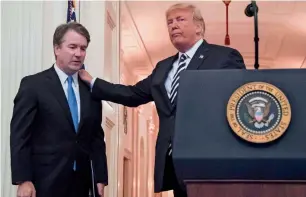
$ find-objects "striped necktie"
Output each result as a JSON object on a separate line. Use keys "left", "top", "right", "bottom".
{"left": 170, "top": 53, "right": 188, "bottom": 107}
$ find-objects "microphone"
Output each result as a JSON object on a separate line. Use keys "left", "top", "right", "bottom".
{"left": 245, "top": 1, "right": 260, "bottom": 69}
{"left": 245, "top": 1, "right": 258, "bottom": 17}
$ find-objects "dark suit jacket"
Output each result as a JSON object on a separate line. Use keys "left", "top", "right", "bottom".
{"left": 10, "top": 66, "right": 108, "bottom": 197}
{"left": 91, "top": 40, "right": 246, "bottom": 192}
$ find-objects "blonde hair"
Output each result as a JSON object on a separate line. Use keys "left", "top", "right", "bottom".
{"left": 166, "top": 3, "right": 205, "bottom": 37}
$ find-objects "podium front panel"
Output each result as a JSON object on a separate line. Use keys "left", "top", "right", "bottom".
{"left": 173, "top": 69, "right": 306, "bottom": 181}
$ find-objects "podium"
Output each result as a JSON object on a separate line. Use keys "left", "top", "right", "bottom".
{"left": 172, "top": 69, "right": 306, "bottom": 197}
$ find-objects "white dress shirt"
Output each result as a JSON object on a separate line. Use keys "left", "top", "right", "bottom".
{"left": 54, "top": 64, "right": 81, "bottom": 122}
{"left": 164, "top": 39, "right": 203, "bottom": 97}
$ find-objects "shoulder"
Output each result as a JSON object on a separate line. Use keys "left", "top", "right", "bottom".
{"left": 208, "top": 43, "right": 240, "bottom": 55}
{"left": 206, "top": 43, "right": 244, "bottom": 64}
{"left": 19, "top": 68, "right": 50, "bottom": 88}
{"left": 159, "top": 55, "right": 176, "bottom": 63}
{"left": 206, "top": 42, "right": 245, "bottom": 68}
{"left": 155, "top": 54, "right": 177, "bottom": 69}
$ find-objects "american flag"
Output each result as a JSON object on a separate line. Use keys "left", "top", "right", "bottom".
{"left": 67, "top": 0, "right": 76, "bottom": 22}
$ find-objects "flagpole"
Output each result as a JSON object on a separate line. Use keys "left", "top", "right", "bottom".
{"left": 78, "top": 0, "right": 81, "bottom": 22}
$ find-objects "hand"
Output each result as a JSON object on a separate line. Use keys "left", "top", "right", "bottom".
{"left": 96, "top": 183, "right": 105, "bottom": 197}
{"left": 78, "top": 69, "right": 93, "bottom": 85}
{"left": 17, "top": 181, "right": 36, "bottom": 197}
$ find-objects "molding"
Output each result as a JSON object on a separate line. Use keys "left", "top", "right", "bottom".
{"left": 119, "top": 51, "right": 137, "bottom": 84}
{"left": 301, "top": 57, "right": 306, "bottom": 68}
{"left": 107, "top": 10, "right": 116, "bottom": 30}
{"left": 147, "top": 118, "right": 155, "bottom": 134}
{"left": 137, "top": 106, "right": 144, "bottom": 115}
{"left": 106, "top": 1, "right": 116, "bottom": 29}
{"left": 105, "top": 117, "right": 115, "bottom": 129}
{"left": 124, "top": 148, "right": 133, "bottom": 160}
{"left": 123, "top": 106, "right": 128, "bottom": 134}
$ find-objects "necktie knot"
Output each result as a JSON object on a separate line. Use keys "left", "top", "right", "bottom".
{"left": 67, "top": 76, "right": 73, "bottom": 85}
{"left": 180, "top": 54, "right": 187, "bottom": 63}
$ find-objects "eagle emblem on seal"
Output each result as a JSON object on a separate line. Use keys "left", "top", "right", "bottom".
{"left": 244, "top": 97, "right": 275, "bottom": 129}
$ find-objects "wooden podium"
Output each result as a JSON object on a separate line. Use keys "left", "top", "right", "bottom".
{"left": 172, "top": 69, "right": 306, "bottom": 197}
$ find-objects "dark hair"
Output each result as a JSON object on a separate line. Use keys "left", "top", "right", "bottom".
{"left": 53, "top": 22, "right": 90, "bottom": 47}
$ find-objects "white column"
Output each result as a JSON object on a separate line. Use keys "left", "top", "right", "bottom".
{"left": 80, "top": 2, "right": 120, "bottom": 197}
{"left": 79, "top": 1, "right": 106, "bottom": 78}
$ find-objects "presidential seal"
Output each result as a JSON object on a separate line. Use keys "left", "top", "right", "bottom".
{"left": 227, "top": 82, "right": 291, "bottom": 143}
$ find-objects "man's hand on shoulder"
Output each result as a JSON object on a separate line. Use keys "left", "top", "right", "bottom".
{"left": 78, "top": 69, "right": 93, "bottom": 85}
{"left": 17, "top": 181, "right": 36, "bottom": 197}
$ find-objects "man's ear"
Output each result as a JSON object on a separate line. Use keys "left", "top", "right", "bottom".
{"left": 54, "top": 44, "right": 60, "bottom": 56}
{"left": 195, "top": 22, "right": 202, "bottom": 35}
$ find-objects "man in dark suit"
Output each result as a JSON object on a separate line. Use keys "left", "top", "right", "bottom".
{"left": 79, "top": 3, "right": 246, "bottom": 197}
{"left": 10, "top": 22, "right": 108, "bottom": 197}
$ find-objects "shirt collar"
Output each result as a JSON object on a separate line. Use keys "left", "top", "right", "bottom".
{"left": 179, "top": 39, "right": 203, "bottom": 60}
{"left": 54, "top": 63, "right": 78, "bottom": 86}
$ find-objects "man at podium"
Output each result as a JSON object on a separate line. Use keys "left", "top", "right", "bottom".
{"left": 79, "top": 3, "right": 246, "bottom": 197}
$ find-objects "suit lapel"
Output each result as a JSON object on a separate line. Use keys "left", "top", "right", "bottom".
{"left": 186, "top": 40, "right": 210, "bottom": 70}
{"left": 77, "top": 78, "right": 90, "bottom": 134}
{"left": 169, "top": 40, "right": 210, "bottom": 113}
{"left": 45, "top": 67, "right": 75, "bottom": 132}
{"left": 158, "top": 54, "right": 178, "bottom": 114}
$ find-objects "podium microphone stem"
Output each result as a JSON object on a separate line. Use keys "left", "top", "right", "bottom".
{"left": 253, "top": 1, "right": 259, "bottom": 69}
